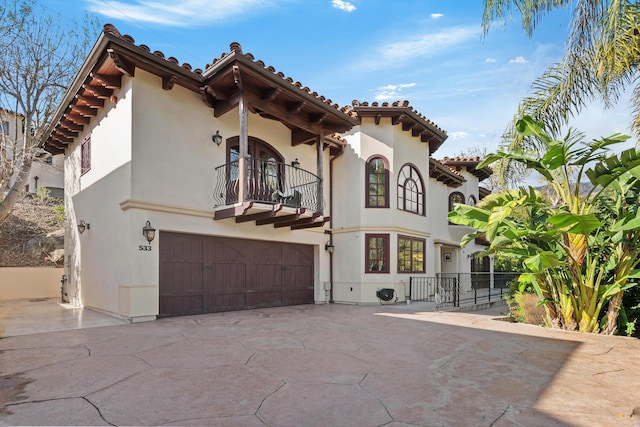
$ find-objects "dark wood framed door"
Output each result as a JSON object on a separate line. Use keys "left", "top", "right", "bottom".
{"left": 159, "top": 232, "right": 314, "bottom": 317}
{"left": 226, "top": 137, "right": 284, "bottom": 203}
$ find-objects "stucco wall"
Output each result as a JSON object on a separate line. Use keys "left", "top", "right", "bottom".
{"left": 332, "top": 116, "right": 434, "bottom": 303}
{"left": 63, "top": 69, "right": 332, "bottom": 320}
{"left": 0, "top": 267, "right": 63, "bottom": 300}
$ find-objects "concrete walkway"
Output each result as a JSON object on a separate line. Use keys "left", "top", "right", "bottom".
{"left": 1, "top": 302, "right": 639, "bottom": 426}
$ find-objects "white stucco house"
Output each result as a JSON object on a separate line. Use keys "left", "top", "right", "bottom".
{"left": 1, "top": 109, "right": 64, "bottom": 198}
{"left": 41, "top": 25, "right": 491, "bottom": 321}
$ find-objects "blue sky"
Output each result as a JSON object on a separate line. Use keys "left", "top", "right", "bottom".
{"left": 43, "top": 0, "right": 635, "bottom": 158}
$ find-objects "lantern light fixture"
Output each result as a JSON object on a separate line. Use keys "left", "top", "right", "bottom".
{"left": 77, "top": 220, "right": 90, "bottom": 234}
{"left": 212, "top": 130, "right": 223, "bottom": 146}
{"left": 142, "top": 220, "right": 156, "bottom": 243}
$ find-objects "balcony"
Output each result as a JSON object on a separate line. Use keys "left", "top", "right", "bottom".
{"left": 212, "top": 156, "right": 328, "bottom": 229}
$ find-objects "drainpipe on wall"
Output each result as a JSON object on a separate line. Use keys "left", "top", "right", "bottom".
{"left": 328, "top": 154, "right": 335, "bottom": 303}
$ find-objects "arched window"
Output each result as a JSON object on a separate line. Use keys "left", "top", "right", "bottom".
{"left": 468, "top": 195, "right": 477, "bottom": 206}
{"left": 397, "top": 164, "right": 425, "bottom": 215}
{"left": 366, "top": 156, "right": 389, "bottom": 208}
{"left": 449, "top": 191, "right": 465, "bottom": 212}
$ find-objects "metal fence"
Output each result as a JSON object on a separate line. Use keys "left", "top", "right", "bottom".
{"left": 409, "top": 272, "right": 521, "bottom": 309}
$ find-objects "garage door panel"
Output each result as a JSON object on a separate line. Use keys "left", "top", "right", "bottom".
{"left": 160, "top": 295, "right": 203, "bottom": 316}
{"left": 282, "top": 265, "right": 314, "bottom": 305}
{"left": 160, "top": 232, "right": 314, "bottom": 317}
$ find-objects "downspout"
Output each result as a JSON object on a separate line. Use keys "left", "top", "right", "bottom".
{"left": 329, "top": 153, "right": 335, "bottom": 303}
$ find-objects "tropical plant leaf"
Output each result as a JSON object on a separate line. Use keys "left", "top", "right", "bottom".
{"left": 547, "top": 212, "right": 603, "bottom": 234}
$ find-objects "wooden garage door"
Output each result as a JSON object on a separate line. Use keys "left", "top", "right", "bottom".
{"left": 159, "top": 232, "right": 314, "bottom": 317}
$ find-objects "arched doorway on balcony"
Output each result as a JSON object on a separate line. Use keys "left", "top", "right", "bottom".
{"left": 226, "top": 136, "right": 284, "bottom": 203}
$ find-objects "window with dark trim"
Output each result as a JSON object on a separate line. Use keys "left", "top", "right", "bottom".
{"left": 397, "top": 164, "right": 425, "bottom": 215}
{"left": 468, "top": 195, "right": 477, "bottom": 206}
{"left": 365, "top": 233, "right": 389, "bottom": 273}
{"left": 81, "top": 136, "right": 91, "bottom": 176}
{"left": 366, "top": 156, "right": 389, "bottom": 208}
{"left": 449, "top": 191, "right": 465, "bottom": 212}
{"left": 397, "top": 235, "right": 425, "bottom": 273}
{"left": 1, "top": 121, "right": 8, "bottom": 135}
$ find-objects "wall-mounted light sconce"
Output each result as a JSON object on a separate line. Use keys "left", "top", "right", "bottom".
{"left": 77, "top": 220, "right": 90, "bottom": 234}
{"left": 211, "top": 130, "right": 223, "bottom": 146}
{"left": 291, "top": 158, "right": 300, "bottom": 169}
{"left": 142, "top": 220, "right": 156, "bottom": 243}
{"left": 325, "top": 241, "right": 334, "bottom": 253}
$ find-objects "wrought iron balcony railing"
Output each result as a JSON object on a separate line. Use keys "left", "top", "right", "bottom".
{"left": 213, "top": 157, "right": 324, "bottom": 213}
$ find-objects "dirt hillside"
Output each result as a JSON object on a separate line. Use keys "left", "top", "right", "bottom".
{"left": 0, "top": 196, "right": 63, "bottom": 267}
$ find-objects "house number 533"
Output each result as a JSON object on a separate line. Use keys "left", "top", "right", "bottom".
{"left": 139, "top": 245, "right": 152, "bottom": 251}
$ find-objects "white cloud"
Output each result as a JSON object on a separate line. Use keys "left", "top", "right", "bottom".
{"left": 430, "top": 13, "right": 443, "bottom": 19}
{"left": 374, "top": 83, "right": 417, "bottom": 101}
{"left": 485, "top": 58, "right": 496, "bottom": 63}
{"left": 508, "top": 56, "right": 528, "bottom": 64}
{"left": 449, "top": 131, "right": 471, "bottom": 139}
{"left": 359, "top": 26, "right": 481, "bottom": 70}
{"left": 332, "top": 0, "right": 356, "bottom": 12}
{"left": 85, "top": 0, "right": 281, "bottom": 26}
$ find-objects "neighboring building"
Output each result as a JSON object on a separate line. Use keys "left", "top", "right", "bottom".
{"left": 41, "top": 25, "right": 491, "bottom": 321}
{"left": 1, "top": 108, "right": 64, "bottom": 198}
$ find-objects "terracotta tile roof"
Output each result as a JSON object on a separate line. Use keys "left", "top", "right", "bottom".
{"left": 429, "top": 158, "right": 465, "bottom": 188}
{"left": 442, "top": 156, "right": 492, "bottom": 181}
{"left": 42, "top": 24, "right": 357, "bottom": 154}
{"left": 103, "top": 25, "right": 352, "bottom": 116}
{"left": 347, "top": 100, "right": 448, "bottom": 154}
{"left": 349, "top": 100, "right": 446, "bottom": 135}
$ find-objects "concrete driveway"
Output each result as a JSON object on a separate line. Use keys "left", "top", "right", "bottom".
{"left": 1, "top": 303, "right": 639, "bottom": 426}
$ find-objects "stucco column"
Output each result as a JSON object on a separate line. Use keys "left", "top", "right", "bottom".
{"left": 316, "top": 134, "right": 323, "bottom": 213}
{"left": 434, "top": 243, "right": 442, "bottom": 275}
{"left": 238, "top": 93, "right": 248, "bottom": 202}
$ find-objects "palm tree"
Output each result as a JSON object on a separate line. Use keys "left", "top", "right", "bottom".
{"left": 483, "top": 1, "right": 640, "bottom": 159}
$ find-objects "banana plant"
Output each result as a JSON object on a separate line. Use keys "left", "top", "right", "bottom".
{"left": 449, "top": 116, "right": 640, "bottom": 334}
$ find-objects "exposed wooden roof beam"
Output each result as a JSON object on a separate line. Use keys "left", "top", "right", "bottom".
{"left": 245, "top": 92, "right": 324, "bottom": 135}
{"left": 107, "top": 48, "right": 135, "bottom": 77}
{"left": 291, "top": 129, "right": 315, "bottom": 146}
{"left": 162, "top": 75, "right": 177, "bottom": 90}
{"left": 82, "top": 83, "right": 113, "bottom": 98}
{"left": 76, "top": 94, "right": 104, "bottom": 108}
{"left": 71, "top": 104, "right": 98, "bottom": 117}
{"left": 286, "top": 101, "right": 305, "bottom": 113}
{"left": 60, "top": 121, "right": 84, "bottom": 132}
{"left": 55, "top": 128, "right": 78, "bottom": 138}
{"left": 65, "top": 113, "right": 91, "bottom": 125}
{"left": 391, "top": 114, "right": 405, "bottom": 126}
{"left": 309, "top": 112, "right": 327, "bottom": 124}
{"left": 262, "top": 87, "right": 281, "bottom": 101}
{"left": 90, "top": 72, "right": 121, "bottom": 89}
{"left": 51, "top": 134, "right": 73, "bottom": 144}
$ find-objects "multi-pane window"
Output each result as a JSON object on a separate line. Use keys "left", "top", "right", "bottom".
{"left": 366, "top": 157, "right": 388, "bottom": 208}
{"left": 365, "top": 234, "right": 389, "bottom": 273}
{"left": 81, "top": 136, "right": 91, "bottom": 175}
{"left": 397, "top": 235, "right": 425, "bottom": 273}
{"left": 1, "top": 121, "right": 9, "bottom": 135}
{"left": 397, "top": 164, "right": 424, "bottom": 215}
{"left": 449, "top": 191, "right": 465, "bottom": 212}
